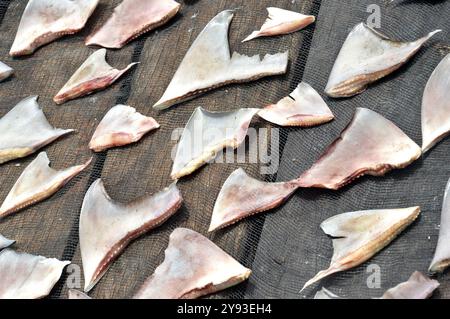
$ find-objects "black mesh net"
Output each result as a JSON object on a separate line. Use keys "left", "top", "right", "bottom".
{"left": 0, "top": 0, "right": 449, "bottom": 299}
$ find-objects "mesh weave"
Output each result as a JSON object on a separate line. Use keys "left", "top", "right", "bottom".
{"left": 0, "top": 0, "right": 449, "bottom": 299}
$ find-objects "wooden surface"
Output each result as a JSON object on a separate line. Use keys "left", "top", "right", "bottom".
{"left": 0, "top": 0, "right": 449, "bottom": 299}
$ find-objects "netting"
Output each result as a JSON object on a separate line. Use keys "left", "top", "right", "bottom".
{"left": 248, "top": 0, "right": 450, "bottom": 299}
{"left": 0, "top": 0, "right": 449, "bottom": 299}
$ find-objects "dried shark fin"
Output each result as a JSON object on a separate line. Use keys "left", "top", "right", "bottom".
{"left": 86, "top": 0, "right": 180, "bottom": 49}
{"left": 0, "top": 96, "right": 74, "bottom": 165}
{"left": 429, "top": 177, "right": 450, "bottom": 274}
{"left": 258, "top": 82, "right": 334, "bottom": 127}
{"left": 89, "top": 104, "right": 160, "bottom": 152}
{"left": 54, "top": 49, "right": 138, "bottom": 104}
{"left": 0, "top": 249, "right": 70, "bottom": 299}
{"left": 422, "top": 54, "right": 450, "bottom": 153}
{"left": 0, "top": 235, "right": 15, "bottom": 250}
{"left": 153, "top": 10, "right": 289, "bottom": 110}
{"left": 171, "top": 107, "right": 259, "bottom": 180}
{"left": 314, "top": 287, "right": 341, "bottom": 299}
{"left": 297, "top": 108, "right": 422, "bottom": 190}
{"left": 302, "top": 207, "right": 420, "bottom": 291}
{"left": 68, "top": 289, "right": 92, "bottom": 299}
{"left": 209, "top": 168, "right": 299, "bottom": 232}
{"left": 10, "top": 0, "right": 99, "bottom": 56}
{"left": 242, "top": 7, "right": 315, "bottom": 42}
{"left": 80, "top": 180, "right": 183, "bottom": 292}
{"left": 134, "top": 228, "right": 251, "bottom": 299}
{"left": 325, "top": 23, "right": 440, "bottom": 98}
{"left": 0, "top": 61, "right": 13, "bottom": 82}
{"left": 0, "top": 152, "right": 91, "bottom": 219}
{"left": 381, "top": 271, "right": 439, "bottom": 299}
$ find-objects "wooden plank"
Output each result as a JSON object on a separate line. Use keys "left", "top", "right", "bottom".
{"left": 64, "top": 0, "right": 316, "bottom": 298}
{"left": 247, "top": 0, "right": 450, "bottom": 298}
